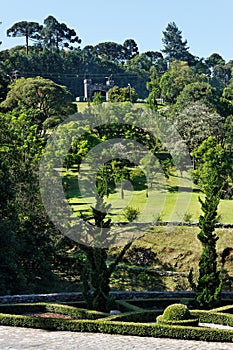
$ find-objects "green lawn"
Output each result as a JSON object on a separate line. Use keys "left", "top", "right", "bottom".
{"left": 61, "top": 166, "right": 233, "bottom": 290}
{"left": 75, "top": 102, "right": 89, "bottom": 112}
{"left": 63, "top": 167, "right": 233, "bottom": 224}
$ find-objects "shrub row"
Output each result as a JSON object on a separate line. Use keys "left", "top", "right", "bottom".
{"left": 211, "top": 305, "right": 233, "bottom": 314}
{"left": 191, "top": 310, "right": 233, "bottom": 327}
{"left": 98, "top": 321, "right": 233, "bottom": 342}
{"left": 156, "top": 315, "right": 199, "bottom": 327}
{"left": 0, "top": 313, "right": 232, "bottom": 342}
{"left": 0, "top": 303, "right": 108, "bottom": 320}
{"left": 45, "top": 303, "right": 108, "bottom": 320}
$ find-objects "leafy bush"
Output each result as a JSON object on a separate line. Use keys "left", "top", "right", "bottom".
{"left": 162, "top": 303, "right": 191, "bottom": 320}
{"left": 183, "top": 211, "right": 193, "bottom": 222}
{"left": 122, "top": 206, "right": 140, "bottom": 222}
{"left": 157, "top": 304, "right": 199, "bottom": 326}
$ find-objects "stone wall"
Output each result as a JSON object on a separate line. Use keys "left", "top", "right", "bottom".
{"left": 0, "top": 291, "right": 232, "bottom": 304}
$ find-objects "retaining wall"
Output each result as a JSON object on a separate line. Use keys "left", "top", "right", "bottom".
{"left": 0, "top": 291, "right": 232, "bottom": 304}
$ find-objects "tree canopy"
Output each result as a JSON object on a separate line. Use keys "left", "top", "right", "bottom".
{"left": 1, "top": 76, "right": 76, "bottom": 124}
{"left": 7, "top": 16, "right": 81, "bottom": 54}
{"left": 7, "top": 21, "right": 43, "bottom": 55}
{"left": 162, "top": 22, "right": 194, "bottom": 64}
{"left": 40, "top": 15, "right": 81, "bottom": 50}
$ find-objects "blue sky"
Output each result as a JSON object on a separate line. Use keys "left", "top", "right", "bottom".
{"left": 1, "top": 0, "right": 233, "bottom": 61}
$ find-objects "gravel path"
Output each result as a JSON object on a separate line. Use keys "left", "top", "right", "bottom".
{"left": 0, "top": 326, "right": 232, "bottom": 350}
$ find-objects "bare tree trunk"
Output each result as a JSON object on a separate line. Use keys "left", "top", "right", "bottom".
{"left": 26, "top": 34, "right": 29, "bottom": 55}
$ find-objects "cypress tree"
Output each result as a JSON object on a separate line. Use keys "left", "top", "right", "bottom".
{"left": 195, "top": 175, "right": 222, "bottom": 309}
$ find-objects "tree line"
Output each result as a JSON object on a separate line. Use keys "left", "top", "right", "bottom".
{"left": 0, "top": 19, "right": 232, "bottom": 100}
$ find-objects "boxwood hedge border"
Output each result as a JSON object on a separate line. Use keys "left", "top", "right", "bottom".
{"left": 0, "top": 303, "right": 108, "bottom": 320}
{"left": 191, "top": 310, "right": 233, "bottom": 327}
{"left": 0, "top": 303, "right": 232, "bottom": 343}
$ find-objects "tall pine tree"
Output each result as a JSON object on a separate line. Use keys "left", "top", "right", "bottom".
{"left": 162, "top": 22, "right": 194, "bottom": 64}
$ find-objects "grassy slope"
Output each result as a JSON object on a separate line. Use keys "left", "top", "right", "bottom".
{"left": 62, "top": 167, "right": 233, "bottom": 291}
{"left": 62, "top": 104, "right": 233, "bottom": 288}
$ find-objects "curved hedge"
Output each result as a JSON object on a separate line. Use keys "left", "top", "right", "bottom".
{"left": 210, "top": 305, "right": 233, "bottom": 314}
{"left": 191, "top": 310, "right": 233, "bottom": 327}
{"left": 156, "top": 315, "right": 199, "bottom": 327}
{"left": 0, "top": 303, "right": 232, "bottom": 343}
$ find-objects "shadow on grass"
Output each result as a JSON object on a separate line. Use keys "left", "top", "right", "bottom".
{"left": 167, "top": 186, "right": 201, "bottom": 193}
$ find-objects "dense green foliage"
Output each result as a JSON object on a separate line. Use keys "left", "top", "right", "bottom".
{"left": 190, "top": 174, "right": 222, "bottom": 309}
{"left": 162, "top": 22, "right": 195, "bottom": 64}
{"left": 79, "top": 196, "right": 133, "bottom": 312}
{"left": 0, "top": 157, "right": 23, "bottom": 294}
{"left": 0, "top": 17, "right": 233, "bottom": 302}
{"left": 156, "top": 303, "right": 199, "bottom": 326}
{"left": 108, "top": 85, "right": 138, "bottom": 102}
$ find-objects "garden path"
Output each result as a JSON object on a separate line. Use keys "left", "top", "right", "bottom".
{"left": 0, "top": 326, "right": 232, "bottom": 350}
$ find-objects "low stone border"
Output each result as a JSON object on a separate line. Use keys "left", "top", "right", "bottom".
{"left": 0, "top": 291, "right": 232, "bottom": 304}
{"left": 114, "top": 221, "right": 233, "bottom": 228}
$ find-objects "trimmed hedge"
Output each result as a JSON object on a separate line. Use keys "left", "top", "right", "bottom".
{"left": 191, "top": 310, "right": 233, "bottom": 327}
{"left": 211, "top": 305, "right": 233, "bottom": 314}
{"left": 45, "top": 304, "right": 108, "bottom": 320}
{"left": 156, "top": 304, "right": 199, "bottom": 327}
{"left": 0, "top": 302, "right": 232, "bottom": 343}
{"left": 156, "top": 315, "right": 199, "bottom": 327}
{"left": 0, "top": 313, "right": 232, "bottom": 342}
{"left": 98, "top": 321, "right": 233, "bottom": 342}
{"left": 0, "top": 303, "right": 108, "bottom": 320}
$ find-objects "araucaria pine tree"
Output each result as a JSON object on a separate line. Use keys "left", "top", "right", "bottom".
{"left": 195, "top": 175, "right": 222, "bottom": 309}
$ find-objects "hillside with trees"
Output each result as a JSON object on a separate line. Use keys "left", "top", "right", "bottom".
{"left": 0, "top": 18, "right": 233, "bottom": 306}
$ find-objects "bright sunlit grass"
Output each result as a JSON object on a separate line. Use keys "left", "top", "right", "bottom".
{"left": 62, "top": 167, "right": 233, "bottom": 224}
